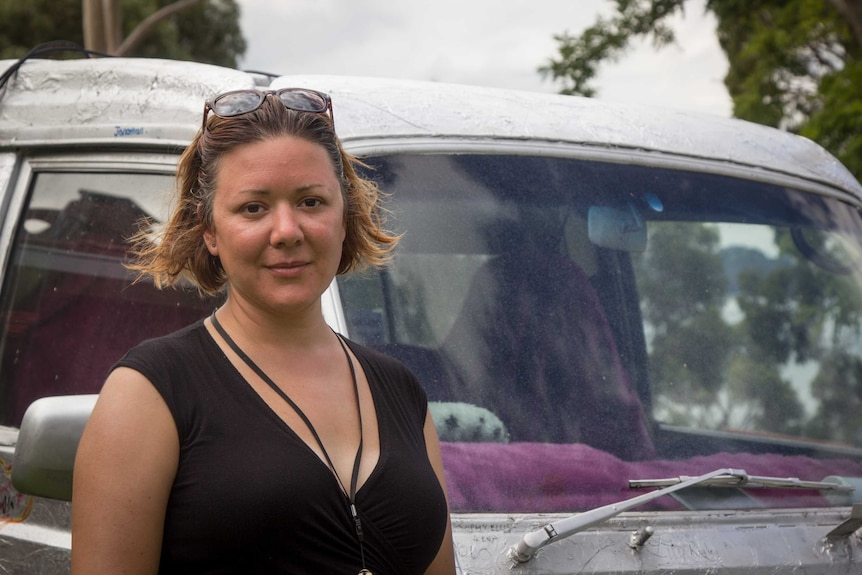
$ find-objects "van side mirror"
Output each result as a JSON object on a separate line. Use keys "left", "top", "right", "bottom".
{"left": 12, "top": 394, "right": 97, "bottom": 501}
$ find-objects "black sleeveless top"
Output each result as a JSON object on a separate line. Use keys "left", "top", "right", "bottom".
{"left": 114, "top": 319, "right": 448, "bottom": 575}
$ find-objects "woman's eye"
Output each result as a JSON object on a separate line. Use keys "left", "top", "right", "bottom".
{"left": 301, "top": 198, "right": 322, "bottom": 208}
{"left": 243, "top": 204, "right": 263, "bottom": 214}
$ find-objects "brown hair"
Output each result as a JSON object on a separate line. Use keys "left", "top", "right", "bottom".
{"left": 127, "top": 95, "right": 399, "bottom": 295}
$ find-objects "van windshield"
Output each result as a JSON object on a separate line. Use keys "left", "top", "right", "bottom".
{"left": 338, "top": 153, "right": 862, "bottom": 513}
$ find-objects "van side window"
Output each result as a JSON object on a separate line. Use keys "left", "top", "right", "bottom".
{"left": 0, "top": 169, "right": 218, "bottom": 427}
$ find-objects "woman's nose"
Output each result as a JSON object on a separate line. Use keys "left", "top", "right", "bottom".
{"left": 270, "top": 205, "right": 303, "bottom": 247}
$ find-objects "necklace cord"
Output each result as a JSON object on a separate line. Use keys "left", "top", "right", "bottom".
{"left": 209, "top": 312, "right": 368, "bottom": 569}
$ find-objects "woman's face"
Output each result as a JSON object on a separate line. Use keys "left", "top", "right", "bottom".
{"left": 204, "top": 136, "right": 346, "bottom": 317}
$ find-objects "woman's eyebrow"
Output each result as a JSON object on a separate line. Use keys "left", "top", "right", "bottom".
{"left": 235, "top": 184, "right": 330, "bottom": 196}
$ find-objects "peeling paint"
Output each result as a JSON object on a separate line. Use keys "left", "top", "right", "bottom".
{"left": 0, "top": 456, "right": 32, "bottom": 525}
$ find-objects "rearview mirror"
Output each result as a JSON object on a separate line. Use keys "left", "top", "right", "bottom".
{"left": 587, "top": 204, "right": 647, "bottom": 252}
{"left": 12, "top": 394, "right": 97, "bottom": 501}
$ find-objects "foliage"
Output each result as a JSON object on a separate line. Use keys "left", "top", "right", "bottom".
{"left": 541, "top": 0, "right": 686, "bottom": 97}
{"left": 0, "top": 0, "right": 245, "bottom": 68}
{"left": 121, "top": 0, "right": 245, "bottom": 66}
{"left": 550, "top": 0, "right": 862, "bottom": 443}
{"left": 634, "top": 216, "right": 862, "bottom": 440}
{"left": 808, "top": 351, "right": 862, "bottom": 443}
{"left": 634, "top": 223, "right": 738, "bottom": 428}
{"left": 543, "top": 0, "right": 862, "bottom": 181}
{"left": 0, "top": 0, "right": 82, "bottom": 59}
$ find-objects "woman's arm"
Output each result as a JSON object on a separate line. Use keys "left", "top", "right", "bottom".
{"left": 423, "top": 409, "right": 457, "bottom": 575}
{"left": 71, "top": 367, "right": 179, "bottom": 575}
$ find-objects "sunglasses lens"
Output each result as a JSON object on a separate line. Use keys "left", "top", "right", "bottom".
{"left": 212, "top": 91, "right": 264, "bottom": 117}
{"left": 205, "top": 89, "right": 331, "bottom": 131}
{"left": 278, "top": 89, "right": 328, "bottom": 113}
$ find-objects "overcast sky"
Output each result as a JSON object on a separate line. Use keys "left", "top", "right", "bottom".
{"left": 235, "top": 0, "right": 732, "bottom": 118}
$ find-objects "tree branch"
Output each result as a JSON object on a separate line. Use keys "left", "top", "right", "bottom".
{"left": 115, "top": 0, "right": 203, "bottom": 56}
{"left": 83, "top": 0, "right": 106, "bottom": 52}
{"left": 101, "top": 0, "right": 120, "bottom": 53}
{"left": 826, "top": 0, "right": 862, "bottom": 48}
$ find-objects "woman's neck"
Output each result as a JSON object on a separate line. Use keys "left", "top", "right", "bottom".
{"left": 213, "top": 296, "right": 335, "bottom": 352}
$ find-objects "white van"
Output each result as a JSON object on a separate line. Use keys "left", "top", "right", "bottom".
{"left": 2, "top": 56, "right": 862, "bottom": 574}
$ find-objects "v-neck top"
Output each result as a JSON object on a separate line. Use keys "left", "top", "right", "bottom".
{"left": 113, "top": 319, "right": 448, "bottom": 575}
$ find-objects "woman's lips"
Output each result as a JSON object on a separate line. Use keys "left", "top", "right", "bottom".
{"left": 266, "top": 261, "right": 308, "bottom": 277}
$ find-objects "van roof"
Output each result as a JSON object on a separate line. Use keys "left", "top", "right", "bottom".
{"left": 1, "top": 57, "right": 859, "bottom": 198}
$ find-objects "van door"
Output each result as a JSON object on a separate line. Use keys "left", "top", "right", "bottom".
{"left": 0, "top": 153, "right": 221, "bottom": 573}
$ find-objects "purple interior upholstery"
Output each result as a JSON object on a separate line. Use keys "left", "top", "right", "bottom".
{"left": 441, "top": 442, "right": 862, "bottom": 512}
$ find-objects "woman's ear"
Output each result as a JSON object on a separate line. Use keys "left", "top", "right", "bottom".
{"left": 203, "top": 228, "right": 218, "bottom": 256}
{"left": 198, "top": 202, "right": 218, "bottom": 256}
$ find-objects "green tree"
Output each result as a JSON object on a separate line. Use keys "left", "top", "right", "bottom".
{"left": 736, "top": 227, "right": 862, "bottom": 440}
{"left": 738, "top": 229, "right": 862, "bottom": 365}
{"left": 0, "top": 0, "right": 245, "bottom": 68}
{"left": 634, "top": 222, "right": 814, "bottom": 435}
{"left": 634, "top": 223, "right": 738, "bottom": 426}
{"left": 542, "top": 0, "right": 862, "bottom": 180}
{"left": 807, "top": 351, "right": 862, "bottom": 443}
{"left": 636, "top": 217, "right": 861, "bottom": 438}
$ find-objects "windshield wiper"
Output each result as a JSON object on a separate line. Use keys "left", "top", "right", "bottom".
{"left": 630, "top": 472, "right": 856, "bottom": 491}
{"left": 507, "top": 467, "right": 854, "bottom": 565}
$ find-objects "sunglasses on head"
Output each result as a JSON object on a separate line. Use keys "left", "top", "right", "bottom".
{"left": 202, "top": 88, "right": 333, "bottom": 131}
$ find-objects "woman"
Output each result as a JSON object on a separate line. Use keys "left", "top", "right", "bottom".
{"left": 71, "top": 88, "right": 455, "bottom": 575}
